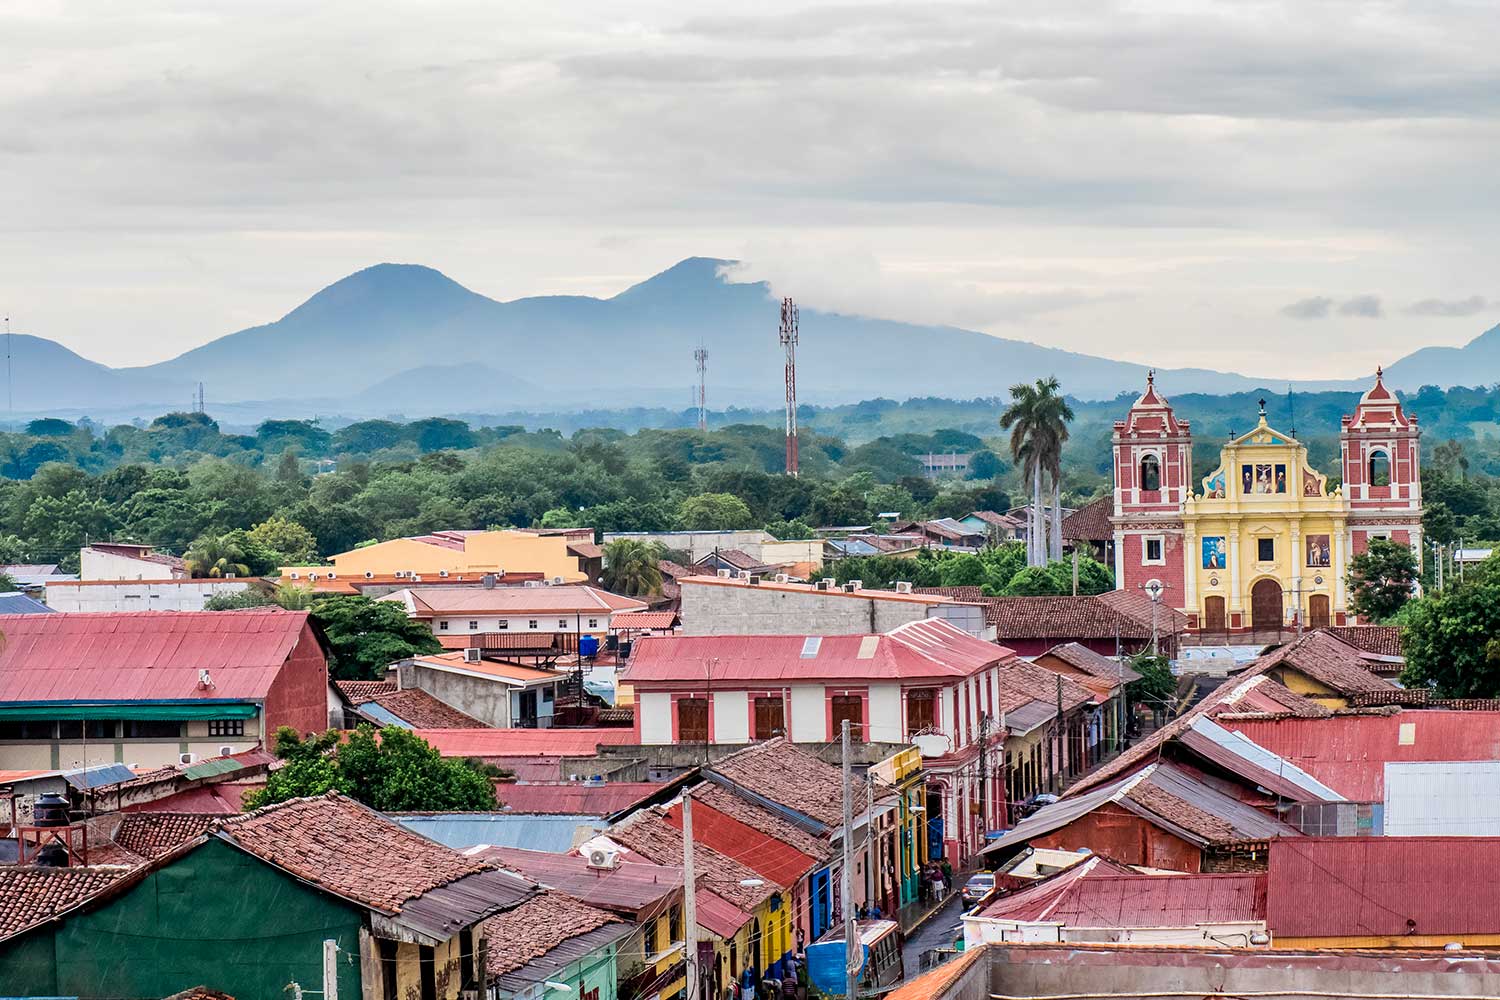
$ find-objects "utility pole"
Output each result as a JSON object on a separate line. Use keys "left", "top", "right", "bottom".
{"left": 841, "top": 719, "right": 858, "bottom": 997}
{"left": 977, "top": 714, "right": 990, "bottom": 844}
{"left": 683, "top": 789, "right": 699, "bottom": 1000}
{"left": 4, "top": 315, "right": 10, "bottom": 416}
{"left": 1071, "top": 548, "right": 1079, "bottom": 596}
{"left": 1052, "top": 673, "right": 1064, "bottom": 794}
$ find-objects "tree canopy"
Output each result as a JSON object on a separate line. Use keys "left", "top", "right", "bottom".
{"left": 1346, "top": 537, "right": 1419, "bottom": 623}
{"left": 246, "top": 725, "right": 497, "bottom": 812}
{"left": 310, "top": 595, "right": 444, "bottom": 680}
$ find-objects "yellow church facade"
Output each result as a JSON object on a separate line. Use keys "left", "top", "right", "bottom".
{"left": 1183, "top": 416, "right": 1347, "bottom": 632}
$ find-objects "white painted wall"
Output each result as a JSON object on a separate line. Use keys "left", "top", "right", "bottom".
{"left": 867, "top": 683, "right": 903, "bottom": 743}
{"left": 78, "top": 548, "right": 184, "bottom": 581}
{"left": 638, "top": 692, "right": 674, "bottom": 744}
{"left": 46, "top": 580, "right": 250, "bottom": 612}
{"left": 712, "top": 691, "right": 750, "bottom": 744}
{"left": 790, "top": 686, "right": 826, "bottom": 742}
{"left": 431, "top": 612, "right": 619, "bottom": 637}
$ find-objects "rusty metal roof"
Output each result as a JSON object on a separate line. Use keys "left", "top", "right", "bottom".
{"left": 0, "top": 610, "right": 312, "bottom": 705}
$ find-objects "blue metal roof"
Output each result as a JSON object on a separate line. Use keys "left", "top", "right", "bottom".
{"left": 395, "top": 813, "right": 607, "bottom": 851}
{"left": 62, "top": 763, "right": 137, "bottom": 789}
{"left": 0, "top": 592, "right": 54, "bottom": 614}
{"left": 357, "top": 702, "right": 414, "bottom": 729}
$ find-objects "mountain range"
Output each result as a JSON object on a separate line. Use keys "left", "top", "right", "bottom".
{"left": 12, "top": 257, "right": 1500, "bottom": 423}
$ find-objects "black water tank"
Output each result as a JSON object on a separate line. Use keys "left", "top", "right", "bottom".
{"left": 32, "top": 792, "right": 68, "bottom": 827}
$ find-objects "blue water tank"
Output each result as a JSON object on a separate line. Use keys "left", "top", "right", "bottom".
{"left": 579, "top": 635, "right": 600, "bottom": 658}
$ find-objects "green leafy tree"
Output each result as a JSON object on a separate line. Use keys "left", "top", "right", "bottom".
{"left": 1401, "top": 558, "right": 1500, "bottom": 696}
{"left": 1001, "top": 377, "right": 1073, "bottom": 566}
{"left": 274, "top": 582, "right": 316, "bottom": 610}
{"left": 601, "top": 538, "right": 665, "bottom": 597}
{"left": 1126, "top": 653, "right": 1178, "bottom": 712}
{"left": 245, "top": 725, "right": 496, "bottom": 811}
{"left": 184, "top": 533, "right": 252, "bottom": 578}
{"left": 968, "top": 449, "right": 1002, "bottom": 480}
{"left": 0, "top": 534, "right": 29, "bottom": 564}
{"left": 203, "top": 589, "right": 276, "bottom": 610}
{"left": 938, "top": 554, "right": 989, "bottom": 588}
{"left": 1003, "top": 565, "right": 1067, "bottom": 596}
{"left": 677, "top": 492, "right": 755, "bottom": 531}
{"left": 764, "top": 518, "right": 816, "bottom": 541}
{"left": 26, "top": 418, "right": 74, "bottom": 437}
{"left": 1346, "top": 537, "right": 1419, "bottom": 622}
{"left": 1044, "top": 555, "right": 1114, "bottom": 596}
{"left": 245, "top": 516, "right": 319, "bottom": 565}
{"left": 310, "top": 594, "right": 443, "bottom": 680}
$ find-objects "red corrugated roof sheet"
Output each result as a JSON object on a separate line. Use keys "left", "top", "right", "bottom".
{"left": 610, "top": 611, "right": 679, "bottom": 631}
{"left": 1268, "top": 837, "right": 1500, "bottom": 938}
{"left": 623, "top": 618, "right": 1011, "bottom": 685}
{"left": 661, "top": 797, "right": 817, "bottom": 889}
{"left": 978, "top": 857, "right": 1265, "bottom": 926}
{"left": 415, "top": 727, "right": 638, "bottom": 758}
{"left": 1219, "top": 712, "right": 1500, "bottom": 800}
{"left": 496, "top": 782, "right": 664, "bottom": 815}
{"left": 0, "top": 610, "right": 311, "bottom": 704}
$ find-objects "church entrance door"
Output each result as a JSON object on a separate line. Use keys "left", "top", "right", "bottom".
{"left": 1203, "top": 596, "right": 1226, "bottom": 634}
{"left": 1251, "top": 579, "right": 1283, "bottom": 630}
{"left": 1308, "top": 594, "right": 1331, "bottom": 629}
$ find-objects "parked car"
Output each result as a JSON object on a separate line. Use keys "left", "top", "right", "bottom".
{"left": 961, "top": 871, "right": 996, "bottom": 906}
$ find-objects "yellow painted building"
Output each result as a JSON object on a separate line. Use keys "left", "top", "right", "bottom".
{"left": 1184, "top": 414, "right": 1348, "bottom": 632}
{"left": 281, "top": 529, "right": 593, "bottom": 585}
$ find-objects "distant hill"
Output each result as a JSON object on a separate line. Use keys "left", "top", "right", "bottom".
{"left": 13, "top": 258, "right": 1500, "bottom": 420}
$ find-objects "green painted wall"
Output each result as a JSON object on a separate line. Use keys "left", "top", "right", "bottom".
{"left": 0, "top": 838, "right": 366, "bottom": 999}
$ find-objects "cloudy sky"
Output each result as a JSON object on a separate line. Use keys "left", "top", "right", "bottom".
{"left": 2, "top": 0, "right": 1497, "bottom": 377}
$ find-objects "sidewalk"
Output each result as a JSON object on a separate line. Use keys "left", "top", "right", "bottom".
{"left": 896, "top": 888, "right": 961, "bottom": 935}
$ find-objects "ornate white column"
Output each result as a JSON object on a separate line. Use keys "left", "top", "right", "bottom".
{"left": 1183, "top": 522, "right": 1199, "bottom": 617}
{"left": 1289, "top": 520, "right": 1302, "bottom": 625}
{"left": 1228, "top": 530, "right": 1242, "bottom": 616}
{"left": 1333, "top": 519, "right": 1347, "bottom": 614}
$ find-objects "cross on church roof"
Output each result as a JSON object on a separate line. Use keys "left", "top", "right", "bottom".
{"left": 1258, "top": 398, "right": 1267, "bottom": 416}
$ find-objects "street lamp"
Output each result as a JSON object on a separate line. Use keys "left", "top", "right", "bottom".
{"left": 1140, "top": 579, "right": 1165, "bottom": 656}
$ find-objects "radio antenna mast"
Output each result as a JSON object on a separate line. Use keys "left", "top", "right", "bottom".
{"left": 780, "top": 298, "right": 799, "bottom": 477}
{"left": 694, "top": 346, "right": 708, "bottom": 431}
{"left": 4, "top": 315, "right": 10, "bottom": 416}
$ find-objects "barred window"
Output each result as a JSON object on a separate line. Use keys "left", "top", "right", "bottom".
{"left": 209, "top": 719, "right": 245, "bottom": 737}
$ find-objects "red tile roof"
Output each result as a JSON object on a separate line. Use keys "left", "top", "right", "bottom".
{"left": 415, "top": 727, "right": 638, "bottom": 758}
{"left": 1035, "top": 642, "right": 1142, "bottom": 687}
{"left": 496, "top": 782, "right": 664, "bottom": 815}
{"left": 1267, "top": 837, "right": 1500, "bottom": 938}
{"left": 1061, "top": 496, "right": 1113, "bottom": 542}
{"left": 996, "top": 658, "right": 1098, "bottom": 714}
{"left": 624, "top": 618, "right": 1010, "bottom": 686}
{"left": 390, "top": 585, "right": 646, "bottom": 616}
{"left": 0, "top": 610, "right": 313, "bottom": 705}
{"left": 1219, "top": 711, "right": 1500, "bottom": 801}
{"left": 359, "top": 688, "right": 488, "bottom": 729}
{"left": 482, "top": 892, "right": 621, "bottom": 977}
{"left": 119, "top": 781, "right": 264, "bottom": 815}
{"left": 983, "top": 596, "right": 1153, "bottom": 640}
{"left": 334, "top": 679, "right": 397, "bottom": 701}
{"left": 1093, "top": 589, "right": 1191, "bottom": 633}
{"left": 1252, "top": 630, "right": 1394, "bottom": 695}
{"left": 710, "top": 738, "right": 887, "bottom": 831}
{"left": 694, "top": 783, "right": 829, "bottom": 861}
{"left": 218, "top": 792, "right": 498, "bottom": 914}
{"left": 0, "top": 867, "right": 130, "bottom": 939}
{"left": 609, "top": 611, "right": 679, "bottom": 631}
{"left": 113, "top": 812, "right": 217, "bottom": 860}
{"left": 1319, "top": 625, "right": 1404, "bottom": 658}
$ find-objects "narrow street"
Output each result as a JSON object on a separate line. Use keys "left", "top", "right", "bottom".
{"left": 900, "top": 894, "right": 966, "bottom": 980}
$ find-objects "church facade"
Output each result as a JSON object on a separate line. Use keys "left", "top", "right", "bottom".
{"left": 1111, "top": 370, "right": 1421, "bottom": 633}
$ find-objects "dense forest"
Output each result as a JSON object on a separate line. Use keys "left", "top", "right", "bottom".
{"left": 5, "top": 379, "right": 1500, "bottom": 574}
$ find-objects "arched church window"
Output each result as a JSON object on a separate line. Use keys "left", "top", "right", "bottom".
{"left": 1140, "top": 454, "right": 1161, "bottom": 492}
{"left": 1369, "top": 449, "right": 1391, "bottom": 487}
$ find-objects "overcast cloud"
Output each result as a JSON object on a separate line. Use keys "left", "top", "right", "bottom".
{"left": 2, "top": 1, "right": 1499, "bottom": 377}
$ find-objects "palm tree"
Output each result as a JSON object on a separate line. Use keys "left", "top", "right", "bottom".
{"left": 601, "top": 539, "right": 665, "bottom": 597}
{"left": 184, "top": 534, "right": 251, "bottom": 579}
{"left": 1001, "top": 377, "right": 1074, "bottom": 565}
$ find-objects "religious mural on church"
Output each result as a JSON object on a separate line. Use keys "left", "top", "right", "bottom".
{"left": 1202, "top": 536, "right": 1227, "bottom": 570}
{"left": 1205, "top": 470, "right": 1226, "bottom": 498}
{"left": 1303, "top": 469, "right": 1322, "bottom": 497}
{"left": 1241, "top": 463, "right": 1288, "bottom": 494}
{"left": 1306, "top": 534, "right": 1331, "bottom": 567}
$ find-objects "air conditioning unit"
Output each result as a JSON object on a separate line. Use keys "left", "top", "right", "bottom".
{"left": 439, "top": 569, "right": 450, "bottom": 578}
{"left": 586, "top": 846, "right": 621, "bottom": 871}
{"left": 552, "top": 576, "right": 566, "bottom": 586}
{"left": 289, "top": 571, "right": 300, "bottom": 580}
{"left": 218, "top": 746, "right": 234, "bottom": 757}
{"left": 327, "top": 572, "right": 337, "bottom": 579}
{"left": 895, "top": 581, "right": 913, "bottom": 594}
{"left": 738, "top": 570, "right": 752, "bottom": 580}
{"left": 819, "top": 578, "right": 836, "bottom": 590}
{"left": 846, "top": 579, "right": 864, "bottom": 591}
{"left": 524, "top": 580, "right": 543, "bottom": 588}
{"left": 716, "top": 568, "right": 732, "bottom": 579}
{"left": 464, "top": 647, "right": 482, "bottom": 663}
{"left": 364, "top": 571, "right": 375, "bottom": 579}
{"left": 308, "top": 572, "right": 319, "bottom": 581}
{"left": 179, "top": 753, "right": 195, "bottom": 765}
{"left": 393, "top": 570, "right": 407, "bottom": 579}
{"left": 774, "top": 573, "right": 790, "bottom": 584}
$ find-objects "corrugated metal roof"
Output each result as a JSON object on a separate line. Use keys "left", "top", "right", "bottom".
{"left": 475, "top": 846, "right": 681, "bottom": 913}
{"left": 1268, "top": 837, "right": 1500, "bottom": 937}
{"left": 396, "top": 813, "right": 606, "bottom": 851}
{"left": 1220, "top": 712, "right": 1500, "bottom": 800}
{"left": 623, "top": 618, "right": 1009, "bottom": 685}
{"left": 1383, "top": 761, "right": 1500, "bottom": 836}
{"left": 0, "top": 593, "right": 54, "bottom": 614}
{"left": 0, "top": 609, "right": 310, "bottom": 704}
{"left": 391, "top": 586, "right": 646, "bottom": 616}
{"left": 415, "top": 727, "right": 638, "bottom": 758}
{"left": 977, "top": 856, "right": 1265, "bottom": 926}
{"left": 610, "top": 611, "right": 678, "bottom": 631}
{"left": 661, "top": 798, "right": 817, "bottom": 889}
{"left": 1003, "top": 699, "right": 1056, "bottom": 735}
{"left": 497, "top": 782, "right": 664, "bottom": 816}
{"left": 1179, "top": 717, "right": 1346, "bottom": 803}
{"left": 62, "top": 763, "right": 136, "bottom": 789}
{"left": 395, "top": 868, "right": 535, "bottom": 941}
